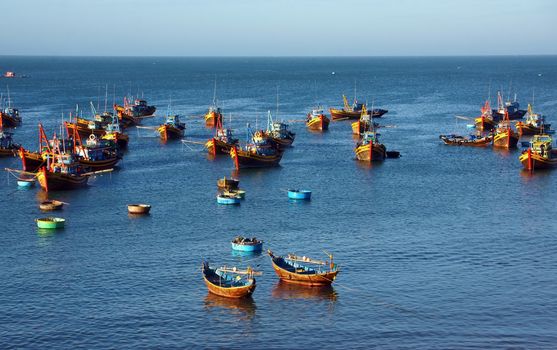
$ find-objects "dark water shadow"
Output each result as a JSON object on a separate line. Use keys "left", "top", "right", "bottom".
{"left": 203, "top": 293, "right": 257, "bottom": 320}
{"left": 271, "top": 280, "right": 338, "bottom": 302}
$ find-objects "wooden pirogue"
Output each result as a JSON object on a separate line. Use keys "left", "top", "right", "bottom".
{"left": 492, "top": 110, "right": 519, "bottom": 149}
{"left": 519, "top": 134, "right": 557, "bottom": 170}
{"left": 202, "top": 261, "right": 259, "bottom": 298}
{"left": 306, "top": 107, "right": 330, "bottom": 131}
{"left": 474, "top": 99, "right": 497, "bottom": 131}
{"left": 329, "top": 95, "right": 388, "bottom": 121}
{"left": 515, "top": 104, "right": 552, "bottom": 136}
{"left": 267, "top": 250, "right": 339, "bottom": 286}
{"left": 158, "top": 115, "right": 185, "bottom": 140}
{"left": 439, "top": 134, "right": 492, "bottom": 147}
{"left": 354, "top": 131, "right": 387, "bottom": 161}
{"left": 230, "top": 128, "right": 283, "bottom": 169}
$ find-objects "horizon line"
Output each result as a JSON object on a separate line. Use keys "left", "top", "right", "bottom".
{"left": 1, "top": 54, "right": 556, "bottom": 59}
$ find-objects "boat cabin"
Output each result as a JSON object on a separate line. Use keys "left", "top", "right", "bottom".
{"left": 530, "top": 134, "right": 553, "bottom": 154}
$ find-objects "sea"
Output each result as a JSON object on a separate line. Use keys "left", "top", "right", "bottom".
{"left": 1, "top": 56, "right": 557, "bottom": 349}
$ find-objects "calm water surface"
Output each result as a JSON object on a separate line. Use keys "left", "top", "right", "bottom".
{"left": 1, "top": 56, "right": 557, "bottom": 349}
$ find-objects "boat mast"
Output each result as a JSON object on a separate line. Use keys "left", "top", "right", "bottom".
{"left": 104, "top": 84, "right": 108, "bottom": 113}
{"left": 212, "top": 77, "right": 217, "bottom": 107}
{"left": 6, "top": 85, "right": 11, "bottom": 108}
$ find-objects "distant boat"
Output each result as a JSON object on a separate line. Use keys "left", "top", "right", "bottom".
{"left": 158, "top": 115, "right": 185, "bottom": 140}
{"left": 205, "top": 118, "right": 239, "bottom": 156}
{"left": 351, "top": 104, "right": 379, "bottom": 136}
{"left": 493, "top": 111, "right": 519, "bottom": 149}
{"left": 439, "top": 134, "right": 492, "bottom": 147}
{"left": 0, "top": 131, "right": 20, "bottom": 157}
{"left": 265, "top": 111, "right": 295, "bottom": 149}
{"left": 519, "top": 134, "right": 557, "bottom": 170}
{"left": 474, "top": 100, "right": 497, "bottom": 131}
{"left": 37, "top": 155, "right": 89, "bottom": 192}
{"left": 329, "top": 95, "right": 388, "bottom": 121}
{"left": 204, "top": 80, "right": 223, "bottom": 128}
{"left": 230, "top": 127, "right": 283, "bottom": 169}
{"left": 217, "top": 176, "right": 239, "bottom": 190}
{"left": 3, "top": 71, "right": 16, "bottom": 78}
{"left": 287, "top": 189, "right": 312, "bottom": 200}
{"left": 268, "top": 250, "right": 339, "bottom": 286}
{"left": 231, "top": 236, "right": 263, "bottom": 252}
{"left": 202, "top": 261, "right": 259, "bottom": 298}
{"left": 306, "top": 107, "right": 330, "bottom": 131}
{"left": 354, "top": 131, "right": 387, "bottom": 161}
{"left": 492, "top": 91, "right": 526, "bottom": 121}
{"left": 516, "top": 104, "right": 552, "bottom": 136}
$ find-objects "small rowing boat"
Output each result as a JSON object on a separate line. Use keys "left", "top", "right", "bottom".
{"left": 202, "top": 261, "right": 259, "bottom": 298}
{"left": 127, "top": 204, "right": 151, "bottom": 215}
{"left": 287, "top": 189, "right": 312, "bottom": 200}
{"left": 40, "top": 200, "right": 64, "bottom": 211}
{"left": 268, "top": 250, "right": 339, "bottom": 286}
{"left": 36, "top": 217, "right": 65, "bottom": 229}
{"left": 439, "top": 133, "right": 492, "bottom": 147}
{"left": 217, "top": 194, "right": 241, "bottom": 205}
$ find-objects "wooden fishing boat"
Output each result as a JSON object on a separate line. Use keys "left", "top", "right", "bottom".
{"left": 268, "top": 250, "right": 339, "bottom": 286}
{"left": 0, "top": 107, "right": 22, "bottom": 128}
{"left": 492, "top": 91, "right": 526, "bottom": 121}
{"left": 265, "top": 112, "right": 295, "bottom": 149}
{"left": 127, "top": 204, "right": 151, "bottom": 214}
{"left": 205, "top": 122, "right": 239, "bottom": 156}
{"left": 37, "top": 153, "right": 88, "bottom": 192}
{"left": 474, "top": 100, "right": 497, "bottom": 131}
{"left": 71, "top": 132, "right": 120, "bottom": 171}
{"left": 231, "top": 236, "right": 263, "bottom": 252}
{"left": 40, "top": 200, "right": 64, "bottom": 211}
{"left": 306, "top": 108, "right": 330, "bottom": 131}
{"left": 439, "top": 134, "right": 492, "bottom": 147}
{"left": 202, "top": 261, "right": 258, "bottom": 298}
{"left": 329, "top": 95, "right": 388, "bottom": 121}
{"left": 114, "top": 98, "right": 156, "bottom": 118}
{"left": 493, "top": 111, "right": 519, "bottom": 149}
{"left": 351, "top": 104, "right": 380, "bottom": 135}
{"left": 516, "top": 104, "right": 552, "bottom": 136}
{"left": 18, "top": 148, "right": 46, "bottom": 171}
{"left": 100, "top": 115, "right": 129, "bottom": 148}
{"left": 205, "top": 106, "right": 223, "bottom": 128}
{"left": 354, "top": 131, "right": 387, "bottom": 161}
{"left": 158, "top": 115, "right": 185, "bottom": 140}
{"left": 230, "top": 132, "right": 283, "bottom": 169}
{"left": 0, "top": 131, "right": 20, "bottom": 157}
{"left": 519, "top": 134, "right": 557, "bottom": 170}
{"left": 36, "top": 217, "right": 65, "bottom": 229}
{"left": 217, "top": 176, "right": 239, "bottom": 190}
{"left": 288, "top": 189, "right": 312, "bottom": 200}
{"left": 64, "top": 119, "right": 107, "bottom": 139}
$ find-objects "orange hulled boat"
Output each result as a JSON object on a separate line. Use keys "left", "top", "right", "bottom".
{"left": 268, "top": 250, "right": 339, "bottom": 286}
{"left": 474, "top": 100, "right": 496, "bottom": 131}
{"left": 354, "top": 131, "right": 387, "bottom": 161}
{"left": 158, "top": 115, "right": 185, "bottom": 141}
{"left": 519, "top": 134, "right": 557, "bottom": 170}
{"left": 516, "top": 104, "right": 552, "bottom": 136}
{"left": 202, "top": 261, "right": 259, "bottom": 299}
{"left": 205, "top": 118, "right": 239, "bottom": 156}
{"left": 306, "top": 107, "right": 330, "bottom": 131}
{"left": 230, "top": 129, "right": 283, "bottom": 169}
{"left": 492, "top": 111, "right": 519, "bottom": 149}
{"left": 329, "top": 95, "right": 388, "bottom": 121}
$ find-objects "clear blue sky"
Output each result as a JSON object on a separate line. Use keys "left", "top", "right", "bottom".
{"left": 2, "top": 0, "right": 556, "bottom": 56}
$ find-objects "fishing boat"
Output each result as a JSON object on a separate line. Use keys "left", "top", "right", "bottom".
{"left": 0, "top": 107, "right": 22, "bottom": 128}
{"left": 40, "top": 200, "right": 64, "bottom": 211}
{"left": 265, "top": 112, "right": 295, "bottom": 149}
{"left": 519, "top": 134, "right": 557, "bottom": 170}
{"left": 474, "top": 100, "right": 497, "bottom": 131}
{"left": 202, "top": 261, "right": 258, "bottom": 298}
{"left": 37, "top": 154, "right": 89, "bottom": 192}
{"left": 205, "top": 119, "right": 239, "bottom": 156}
{"left": 127, "top": 204, "right": 151, "bottom": 215}
{"left": 3, "top": 71, "right": 16, "bottom": 78}
{"left": 351, "top": 104, "right": 379, "bottom": 135}
{"left": 217, "top": 194, "right": 241, "bottom": 205}
{"left": 439, "top": 133, "right": 492, "bottom": 146}
{"left": 217, "top": 176, "right": 239, "bottom": 190}
{"left": 158, "top": 115, "right": 185, "bottom": 140}
{"left": 267, "top": 250, "right": 339, "bottom": 286}
{"left": 205, "top": 106, "right": 222, "bottom": 128}
{"left": 354, "top": 131, "right": 387, "bottom": 161}
{"left": 230, "top": 129, "right": 283, "bottom": 169}
{"left": 329, "top": 95, "right": 388, "bottom": 121}
{"left": 101, "top": 115, "right": 129, "bottom": 148}
{"left": 492, "top": 111, "right": 519, "bottom": 149}
{"left": 0, "top": 131, "right": 20, "bottom": 157}
{"left": 114, "top": 98, "right": 156, "bottom": 118}
{"left": 231, "top": 236, "right": 263, "bottom": 252}
{"left": 516, "top": 104, "right": 552, "bottom": 136}
{"left": 287, "top": 189, "right": 312, "bottom": 200}
{"left": 36, "top": 217, "right": 65, "bottom": 229}
{"left": 492, "top": 91, "right": 526, "bottom": 121}
{"left": 18, "top": 148, "right": 46, "bottom": 171}
{"left": 306, "top": 108, "right": 330, "bottom": 131}
{"left": 64, "top": 118, "right": 107, "bottom": 139}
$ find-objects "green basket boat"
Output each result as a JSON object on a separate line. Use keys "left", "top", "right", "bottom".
{"left": 36, "top": 217, "right": 66, "bottom": 229}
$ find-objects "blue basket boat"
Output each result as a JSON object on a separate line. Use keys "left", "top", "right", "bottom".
{"left": 287, "top": 189, "right": 312, "bottom": 200}
{"left": 231, "top": 236, "right": 263, "bottom": 252}
{"left": 217, "top": 194, "right": 241, "bottom": 205}
{"left": 17, "top": 178, "right": 35, "bottom": 188}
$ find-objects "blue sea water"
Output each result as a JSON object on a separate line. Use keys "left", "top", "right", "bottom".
{"left": 1, "top": 56, "right": 557, "bottom": 349}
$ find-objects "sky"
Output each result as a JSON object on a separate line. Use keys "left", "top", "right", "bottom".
{"left": 2, "top": 0, "right": 556, "bottom": 56}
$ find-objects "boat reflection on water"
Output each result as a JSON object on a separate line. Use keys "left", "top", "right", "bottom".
{"left": 271, "top": 280, "right": 338, "bottom": 302}
{"left": 203, "top": 293, "right": 257, "bottom": 321}
{"left": 231, "top": 249, "right": 263, "bottom": 258}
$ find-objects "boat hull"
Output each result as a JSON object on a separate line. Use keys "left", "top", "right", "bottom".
{"left": 269, "top": 256, "right": 338, "bottom": 286}
{"left": 354, "top": 143, "right": 387, "bottom": 161}
{"left": 474, "top": 117, "right": 496, "bottom": 131}
{"left": 205, "top": 111, "right": 222, "bottom": 128}
{"left": 18, "top": 149, "right": 46, "bottom": 172}
{"left": 36, "top": 217, "right": 65, "bottom": 229}
{"left": 288, "top": 190, "right": 312, "bottom": 200}
{"left": 516, "top": 122, "right": 551, "bottom": 136}
{"left": 206, "top": 138, "right": 237, "bottom": 155}
{"left": 231, "top": 242, "right": 263, "bottom": 252}
{"left": 231, "top": 149, "right": 283, "bottom": 169}
{"left": 440, "top": 136, "right": 492, "bottom": 147}
{"left": 78, "top": 156, "right": 119, "bottom": 171}
{"left": 519, "top": 150, "right": 557, "bottom": 170}
{"left": 66, "top": 122, "right": 106, "bottom": 138}
{"left": 306, "top": 115, "right": 330, "bottom": 131}
{"left": 158, "top": 125, "right": 184, "bottom": 140}
{"left": 493, "top": 131, "right": 519, "bottom": 149}
{"left": 217, "top": 196, "right": 241, "bottom": 205}
{"left": 202, "top": 264, "right": 256, "bottom": 298}
{"left": 330, "top": 108, "right": 387, "bottom": 121}
{"left": 37, "top": 168, "right": 88, "bottom": 192}
{"left": 0, "top": 148, "right": 17, "bottom": 157}
{"left": 269, "top": 136, "right": 294, "bottom": 149}
{"left": 0, "top": 113, "right": 21, "bottom": 128}
{"left": 493, "top": 109, "right": 526, "bottom": 121}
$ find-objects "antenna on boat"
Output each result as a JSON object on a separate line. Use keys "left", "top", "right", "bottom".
{"left": 6, "top": 85, "right": 11, "bottom": 108}
{"left": 276, "top": 85, "right": 279, "bottom": 120}
{"left": 353, "top": 79, "right": 357, "bottom": 105}
{"left": 507, "top": 80, "right": 512, "bottom": 102}
{"left": 104, "top": 84, "right": 108, "bottom": 113}
{"left": 97, "top": 84, "right": 101, "bottom": 113}
{"left": 112, "top": 84, "right": 116, "bottom": 109}
{"left": 212, "top": 76, "right": 217, "bottom": 106}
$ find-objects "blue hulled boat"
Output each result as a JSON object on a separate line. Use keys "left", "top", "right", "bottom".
{"left": 231, "top": 236, "right": 263, "bottom": 252}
